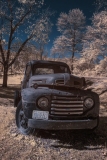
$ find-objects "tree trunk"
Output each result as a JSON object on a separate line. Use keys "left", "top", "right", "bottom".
{"left": 71, "top": 30, "right": 76, "bottom": 74}
{"left": 1, "top": 65, "right": 3, "bottom": 72}
{"left": 11, "top": 64, "right": 12, "bottom": 75}
{"left": 70, "top": 51, "right": 74, "bottom": 74}
{"left": 40, "top": 52, "right": 42, "bottom": 60}
{"left": 2, "top": 64, "right": 8, "bottom": 87}
{"left": 40, "top": 47, "right": 44, "bottom": 60}
{"left": 71, "top": 62, "right": 73, "bottom": 73}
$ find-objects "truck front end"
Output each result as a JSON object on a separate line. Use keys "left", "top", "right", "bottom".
{"left": 22, "top": 84, "right": 99, "bottom": 130}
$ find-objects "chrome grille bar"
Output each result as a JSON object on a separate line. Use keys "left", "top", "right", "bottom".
{"left": 51, "top": 108, "right": 83, "bottom": 111}
{"left": 52, "top": 96, "right": 81, "bottom": 100}
{"left": 51, "top": 111, "right": 83, "bottom": 115}
{"left": 50, "top": 95, "right": 83, "bottom": 116}
{"left": 51, "top": 104, "right": 83, "bottom": 107}
{"left": 52, "top": 100, "right": 83, "bottom": 104}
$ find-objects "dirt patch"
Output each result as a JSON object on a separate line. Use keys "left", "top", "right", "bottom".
{"left": 0, "top": 74, "right": 23, "bottom": 85}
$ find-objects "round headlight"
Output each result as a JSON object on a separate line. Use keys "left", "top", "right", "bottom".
{"left": 84, "top": 98, "right": 94, "bottom": 108}
{"left": 38, "top": 97, "right": 49, "bottom": 110}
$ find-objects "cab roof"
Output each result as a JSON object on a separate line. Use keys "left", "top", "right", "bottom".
{"left": 27, "top": 60, "right": 69, "bottom": 67}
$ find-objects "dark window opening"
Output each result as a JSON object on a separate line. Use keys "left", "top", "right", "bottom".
{"left": 32, "top": 64, "right": 70, "bottom": 75}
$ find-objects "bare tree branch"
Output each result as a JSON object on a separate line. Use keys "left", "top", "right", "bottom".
{"left": 8, "top": 35, "right": 33, "bottom": 67}
{"left": 13, "top": 8, "right": 31, "bottom": 32}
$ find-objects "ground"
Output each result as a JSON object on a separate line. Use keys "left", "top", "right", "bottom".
{"left": 0, "top": 75, "right": 107, "bottom": 160}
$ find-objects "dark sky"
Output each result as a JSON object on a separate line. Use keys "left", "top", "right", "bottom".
{"left": 43, "top": 0, "right": 96, "bottom": 53}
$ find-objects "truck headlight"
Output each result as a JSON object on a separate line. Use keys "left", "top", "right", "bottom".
{"left": 38, "top": 97, "right": 49, "bottom": 110}
{"left": 84, "top": 98, "right": 94, "bottom": 108}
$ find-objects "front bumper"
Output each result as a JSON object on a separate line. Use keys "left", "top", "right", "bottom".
{"left": 28, "top": 118, "right": 98, "bottom": 130}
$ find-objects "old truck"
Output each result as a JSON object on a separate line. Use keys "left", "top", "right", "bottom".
{"left": 14, "top": 60, "right": 100, "bottom": 135}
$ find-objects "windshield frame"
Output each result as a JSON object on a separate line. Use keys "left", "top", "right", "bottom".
{"left": 32, "top": 63, "right": 71, "bottom": 75}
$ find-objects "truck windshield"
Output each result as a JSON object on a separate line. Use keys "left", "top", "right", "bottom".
{"left": 32, "top": 64, "right": 70, "bottom": 75}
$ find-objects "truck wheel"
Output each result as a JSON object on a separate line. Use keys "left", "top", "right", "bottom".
{"left": 16, "top": 101, "right": 33, "bottom": 135}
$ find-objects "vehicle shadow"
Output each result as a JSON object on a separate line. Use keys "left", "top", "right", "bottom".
{"left": 0, "top": 85, "right": 20, "bottom": 107}
{"left": 33, "top": 116, "right": 107, "bottom": 150}
{"left": 0, "top": 85, "right": 20, "bottom": 99}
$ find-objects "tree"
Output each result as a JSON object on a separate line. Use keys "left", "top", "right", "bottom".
{"left": 0, "top": 0, "right": 51, "bottom": 87}
{"left": 82, "top": 11, "right": 107, "bottom": 67}
{"left": 51, "top": 9, "right": 86, "bottom": 72}
{"left": 95, "top": 56, "right": 107, "bottom": 76}
{"left": 81, "top": 40, "right": 100, "bottom": 68}
{"left": 51, "top": 36, "right": 70, "bottom": 59}
{"left": 32, "top": 9, "right": 53, "bottom": 60}
{"left": 95, "top": 0, "right": 107, "bottom": 12}
{"left": 13, "top": 44, "right": 39, "bottom": 73}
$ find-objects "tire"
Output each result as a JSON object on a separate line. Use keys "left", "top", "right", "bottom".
{"left": 16, "top": 101, "right": 33, "bottom": 135}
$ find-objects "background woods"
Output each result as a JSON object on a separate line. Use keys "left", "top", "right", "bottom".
{"left": 0, "top": 0, "right": 107, "bottom": 87}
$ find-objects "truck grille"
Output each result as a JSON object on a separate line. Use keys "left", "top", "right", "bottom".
{"left": 50, "top": 95, "right": 83, "bottom": 116}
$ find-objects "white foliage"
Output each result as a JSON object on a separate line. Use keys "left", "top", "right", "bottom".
{"left": 18, "top": 0, "right": 44, "bottom": 5}
{"left": 82, "top": 41, "right": 100, "bottom": 64}
{"left": 0, "top": 0, "right": 44, "bottom": 45}
{"left": 32, "top": 17, "right": 52, "bottom": 44}
{"left": 51, "top": 35, "right": 70, "bottom": 57}
{"left": 95, "top": 56, "right": 107, "bottom": 76}
{"left": 0, "top": 0, "right": 52, "bottom": 55}
{"left": 18, "top": 0, "right": 27, "bottom": 3}
{"left": 57, "top": 9, "right": 85, "bottom": 33}
{"left": 86, "top": 11, "right": 107, "bottom": 57}
{"left": 81, "top": 10, "right": 107, "bottom": 73}
{"left": 95, "top": 0, "right": 107, "bottom": 12}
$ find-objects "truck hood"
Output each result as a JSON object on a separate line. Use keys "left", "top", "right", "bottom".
{"left": 29, "top": 73, "right": 85, "bottom": 88}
